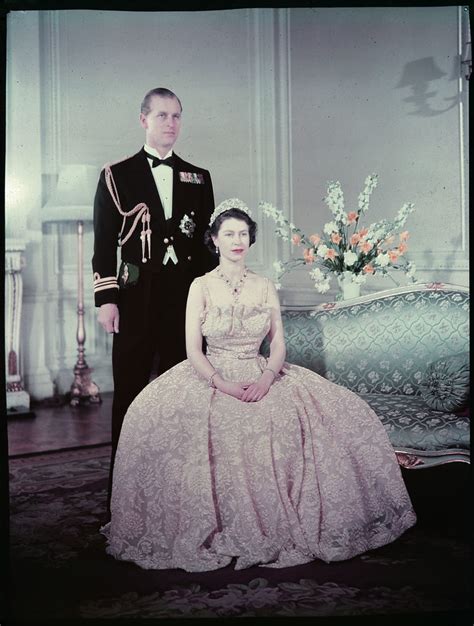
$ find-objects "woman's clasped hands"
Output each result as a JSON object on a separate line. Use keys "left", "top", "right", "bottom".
{"left": 215, "top": 369, "right": 275, "bottom": 402}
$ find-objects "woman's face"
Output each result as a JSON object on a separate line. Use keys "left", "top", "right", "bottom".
{"left": 212, "top": 217, "right": 250, "bottom": 262}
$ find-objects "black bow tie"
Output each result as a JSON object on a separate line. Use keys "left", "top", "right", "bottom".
{"left": 144, "top": 152, "right": 174, "bottom": 168}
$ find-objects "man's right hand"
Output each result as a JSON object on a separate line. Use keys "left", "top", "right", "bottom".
{"left": 98, "top": 303, "right": 120, "bottom": 334}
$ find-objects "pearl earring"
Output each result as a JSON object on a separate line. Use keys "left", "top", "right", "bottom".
{"left": 215, "top": 246, "right": 219, "bottom": 254}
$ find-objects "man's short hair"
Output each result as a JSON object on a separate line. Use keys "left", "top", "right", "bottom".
{"left": 140, "top": 88, "right": 182, "bottom": 115}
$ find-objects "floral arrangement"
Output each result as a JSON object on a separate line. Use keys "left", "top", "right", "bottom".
{"left": 260, "top": 174, "right": 417, "bottom": 293}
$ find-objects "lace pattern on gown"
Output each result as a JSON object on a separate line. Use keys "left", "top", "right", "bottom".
{"left": 101, "top": 273, "right": 416, "bottom": 571}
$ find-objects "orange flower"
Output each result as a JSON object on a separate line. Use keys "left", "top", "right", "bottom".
{"left": 358, "top": 241, "right": 373, "bottom": 254}
{"left": 388, "top": 249, "right": 399, "bottom": 263}
{"left": 363, "top": 264, "right": 375, "bottom": 274}
{"left": 399, "top": 230, "right": 410, "bottom": 242}
{"left": 358, "top": 228, "right": 369, "bottom": 238}
{"left": 398, "top": 242, "right": 408, "bottom": 255}
{"left": 291, "top": 233, "right": 302, "bottom": 246}
{"left": 309, "top": 233, "right": 321, "bottom": 246}
{"left": 325, "top": 249, "right": 336, "bottom": 260}
{"left": 303, "top": 248, "right": 315, "bottom": 264}
{"left": 350, "top": 233, "right": 361, "bottom": 246}
{"left": 347, "top": 211, "right": 358, "bottom": 224}
{"left": 331, "top": 232, "right": 342, "bottom": 245}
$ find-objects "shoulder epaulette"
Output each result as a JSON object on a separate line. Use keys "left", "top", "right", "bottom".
{"left": 102, "top": 155, "right": 131, "bottom": 170}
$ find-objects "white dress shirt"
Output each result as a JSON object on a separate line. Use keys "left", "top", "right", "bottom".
{"left": 144, "top": 143, "right": 178, "bottom": 265}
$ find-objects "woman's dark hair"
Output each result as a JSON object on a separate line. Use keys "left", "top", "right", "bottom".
{"left": 204, "top": 208, "right": 257, "bottom": 255}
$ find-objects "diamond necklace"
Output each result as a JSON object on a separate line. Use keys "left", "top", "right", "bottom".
{"left": 216, "top": 266, "right": 248, "bottom": 300}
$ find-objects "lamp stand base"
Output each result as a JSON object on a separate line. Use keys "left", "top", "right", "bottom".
{"left": 69, "top": 364, "right": 102, "bottom": 406}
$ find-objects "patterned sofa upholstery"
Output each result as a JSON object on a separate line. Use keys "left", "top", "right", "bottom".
{"left": 268, "top": 283, "right": 470, "bottom": 469}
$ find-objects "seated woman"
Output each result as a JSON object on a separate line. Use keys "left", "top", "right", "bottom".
{"left": 101, "top": 198, "right": 416, "bottom": 572}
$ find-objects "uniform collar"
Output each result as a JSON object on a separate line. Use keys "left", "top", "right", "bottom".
{"left": 143, "top": 144, "right": 173, "bottom": 160}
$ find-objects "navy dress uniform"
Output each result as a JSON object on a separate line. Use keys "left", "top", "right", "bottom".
{"left": 92, "top": 146, "right": 217, "bottom": 513}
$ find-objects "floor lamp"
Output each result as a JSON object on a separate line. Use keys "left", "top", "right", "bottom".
{"left": 42, "top": 164, "right": 101, "bottom": 406}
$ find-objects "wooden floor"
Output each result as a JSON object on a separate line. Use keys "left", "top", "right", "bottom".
{"left": 7, "top": 393, "right": 112, "bottom": 457}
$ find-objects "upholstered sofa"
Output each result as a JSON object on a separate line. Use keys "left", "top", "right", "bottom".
{"left": 265, "top": 283, "right": 470, "bottom": 470}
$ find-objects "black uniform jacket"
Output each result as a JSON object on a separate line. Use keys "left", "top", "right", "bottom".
{"left": 92, "top": 148, "right": 216, "bottom": 307}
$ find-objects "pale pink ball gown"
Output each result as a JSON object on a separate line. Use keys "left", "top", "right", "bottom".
{"left": 101, "top": 274, "right": 416, "bottom": 571}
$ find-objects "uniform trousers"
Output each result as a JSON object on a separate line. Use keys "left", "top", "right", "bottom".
{"left": 107, "top": 263, "right": 192, "bottom": 514}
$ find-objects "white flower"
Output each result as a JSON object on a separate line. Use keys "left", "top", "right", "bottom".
{"left": 276, "top": 214, "right": 287, "bottom": 226}
{"left": 353, "top": 273, "right": 367, "bottom": 284}
{"left": 343, "top": 250, "right": 358, "bottom": 267}
{"left": 365, "top": 219, "right": 390, "bottom": 243}
{"left": 400, "top": 202, "right": 414, "bottom": 217}
{"left": 315, "top": 278, "right": 331, "bottom": 293}
{"left": 358, "top": 193, "right": 369, "bottom": 211}
{"left": 365, "top": 173, "right": 378, "bottom": 188}
{"left": 325, "top": 181, "right": 345, "bottom": 219}
{"left": 357, "top": 173, "right": 378, "bottom": 213}
{"left": 395, "top": 203, "right": 415, "bottom": 226}
{"left": 274, "top": 282, "right": 282, "bottom": 291}
{"left": 275, "top": 226, "right": 289, "bottom": 241}
{"left": 309, "top": 267, "right": 325, "bottom": 281}
{"left": 260, "top": 202, "right": 289, "bottom": 229}
{"left": 368, "top": 228, "right": 386, "bottom": 242}
{"left": 323, "top": 221, "right": 339, "bottom": 235}
{"left": 273, "top": 260, "right": 284, "bottom": 274}
{"left": 260, "top": 202, "right": 293, "bottom": 238}
{"left": 259, "top": 201, "right": 278, "bottom": 218}
{"left": 375, "top": 253, "right": 390, "bottom": 267}
{"left": 316, "top": 243, "right": 329, "bottom": 258}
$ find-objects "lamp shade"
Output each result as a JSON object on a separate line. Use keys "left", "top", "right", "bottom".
{"left": 42, "top": 164, "right": 100, "bottom": 223}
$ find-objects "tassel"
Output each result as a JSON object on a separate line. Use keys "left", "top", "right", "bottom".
{"left": 141, "top": 214, "right": 147, "bottom": 263}
{"left": 145, "top": 213, "right": 152, "bottom": 260}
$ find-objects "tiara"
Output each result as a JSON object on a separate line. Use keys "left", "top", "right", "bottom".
{"left": 209, "top": 198, "right": 252, "bottom": 226}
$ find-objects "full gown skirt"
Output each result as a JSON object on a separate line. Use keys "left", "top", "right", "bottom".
{"left": 101, "top": 277, "right": 416, "bottom": 572}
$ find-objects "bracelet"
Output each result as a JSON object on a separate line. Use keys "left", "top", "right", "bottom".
{"left": 208, "top": 371, "right": 218, "bottom": 388}
{"left": 263, "top": 367, "right": 277, "bottom": 379}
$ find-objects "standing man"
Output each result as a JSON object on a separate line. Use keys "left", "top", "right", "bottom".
{"left": 92, "top": 87, "right": 217, "bottom": 519}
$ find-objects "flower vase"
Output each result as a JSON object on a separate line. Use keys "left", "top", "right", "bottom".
{"left": 337, "top": 275, "right": 361, "bottom": 300}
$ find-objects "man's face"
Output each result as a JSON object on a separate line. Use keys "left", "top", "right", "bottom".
{"left": 139, "top": 95, "right": 182, "bottom": 154}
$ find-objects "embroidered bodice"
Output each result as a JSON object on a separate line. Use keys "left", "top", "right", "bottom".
{"left": 198, "top": 273, "right": 272, "bottom": 361}
{"left": 202, "top": 304, "right": 272, "bottom": 360}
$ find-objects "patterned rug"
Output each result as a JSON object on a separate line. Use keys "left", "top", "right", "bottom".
{"left": 7, "top": 446, "right": 470, "bottom": 622}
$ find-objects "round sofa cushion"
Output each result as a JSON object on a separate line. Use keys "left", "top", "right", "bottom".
{"left": 420, "top": 352, "right": 469, "bottom": 412}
